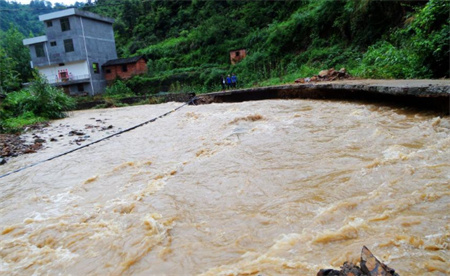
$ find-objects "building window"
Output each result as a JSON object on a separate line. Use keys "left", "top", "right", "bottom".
{"left": 93, "top": 62, "right": 100, "bottom": 74}
{"left": 50, "top": 41, "right": 57, "bottom": 47}
{"left": 106, "top": 69, "right": 111, "bottom": 74}
{"left": 235, "top": 51, "right": 240, "bottom": 56}
{"left": 122, "top": 65, "right": 128, "bottom": 72}
{"left": 77, "top": 84, "right": 84, "bottom": 92}
{"left": 35, "top": 44, "right": 45, "bottom": 57}
{"left": 46, "top": 21, "right": 53, "bottom": 27}
{"left": 64, "top": 39, "right": 74, "bottom": 52}
{"left": 60, "top": 18, "right": 70, "bottom": 32}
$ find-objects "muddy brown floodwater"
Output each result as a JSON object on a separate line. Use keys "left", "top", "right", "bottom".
{"left": 0, "top": 100, "right": 449, "bottom": 275}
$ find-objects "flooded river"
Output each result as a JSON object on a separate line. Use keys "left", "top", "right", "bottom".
{"left": 0, "top": 100, "right": 449, "bottom": 275}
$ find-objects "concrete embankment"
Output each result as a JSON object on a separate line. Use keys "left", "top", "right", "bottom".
{"left": 197, "top": 79, "right": 450, "bottom": 114}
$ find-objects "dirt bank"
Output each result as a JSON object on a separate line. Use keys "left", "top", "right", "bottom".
{"left": 2, "top": 79, "right": 449, "bottom": 165}
{"left": 0, "top": 123, "right": 49, "bottom": 165}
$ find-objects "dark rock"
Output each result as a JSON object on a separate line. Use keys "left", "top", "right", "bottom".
{"left": 361, "top": 246, "right": 399, "bottom": 276}
{"left": 50, "top": 138, "right": 58, "bottom": 142}
{"left": 101, "top": 125, "right": 113, "bottom": 131}
{"left": 69, "top": 130, "right": 85, "bottom": 136}
{"left": 0, "top": 158, "right": 6, "bottom": 165}
{"left": 340, "top": 262, "right": 363, "bottom": 276}
{"left": 317, "top": 247, "right": 399, "bottom": 276}
{"left": 34, "top": 138, "right": 46, "bottom": 143}
{"left": 317, "top": 269, "right": 340, "bottom": 276}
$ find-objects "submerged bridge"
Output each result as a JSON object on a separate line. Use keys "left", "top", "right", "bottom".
{"left": 197, "top": 79, "right": 450, "bottom": 115}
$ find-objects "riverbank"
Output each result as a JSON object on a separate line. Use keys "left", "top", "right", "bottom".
{"left": 198, "top": 79, "right": 450, "bottom": 114}
{"left": 1, "top": 79, "right": 449, "bottom": 165}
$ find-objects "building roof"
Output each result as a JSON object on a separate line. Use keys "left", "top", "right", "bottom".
{"left": 102, "top": 56, "right": 145, "bottom": 67}
{"left": 39, "top": 8, "right": 114, "bottom": 24}
{"left": 23, "top": 35, "right": 48, "bottom": 46}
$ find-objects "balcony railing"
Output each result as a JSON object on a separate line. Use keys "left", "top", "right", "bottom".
{"left": 48, "top": 74, "right": 90, "bottom": 84}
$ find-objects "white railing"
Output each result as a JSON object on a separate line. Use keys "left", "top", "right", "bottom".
{"left": 48, "top": 74, "right": 90, "bottom": 84}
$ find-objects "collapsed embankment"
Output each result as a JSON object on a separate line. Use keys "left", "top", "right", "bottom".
{"left": 196, "top": 79, "right": 450, "bottom": 115}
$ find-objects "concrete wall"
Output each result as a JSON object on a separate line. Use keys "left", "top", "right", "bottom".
{"left": 80, "top": 16, "right": 117, "bottom": 95}
{"left": 198, "top": 82, "right": 450, "bottom": 115}
{"left": 34, "top": 16, "right": 86, "bottom": 66}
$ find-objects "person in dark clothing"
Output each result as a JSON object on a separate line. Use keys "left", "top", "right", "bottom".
{"left": 231, "top": 73, "right": 237, "bottom": 88}
{"left": 221, "top": 75, "right": 226, "bottom": 90}
{"left": 226, "top": 75, "right": 232, "bottom": 89}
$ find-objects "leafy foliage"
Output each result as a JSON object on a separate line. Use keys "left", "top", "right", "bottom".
{"left": 0, "top": 46, "right": 20, "bottom": 93}
{"left": 104, "top": 80, "right": 134, "bottom": 98}
{"left": 84, "top": 0, "right": 446, "bottom": 92}
{"left": 0, "top": 73, "right": 75, "bottom": 132}
{"left": 1, "top": 0, "right": 448, "bottom": 98}
{"left": 356, "top": 41, "right": 431, "bottom": 79}
{"left": 0, "top": 25, "right": 34, "bottom": 83}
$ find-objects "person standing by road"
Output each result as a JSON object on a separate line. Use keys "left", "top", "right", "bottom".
{"left": 220, "top": 75, "right": 226, "bottom": 90}
{"left": 231, "top": 73, "right": 238, "bottom": 88}
{"left": 226, "top": 75, "right": 232, "bottom": 89}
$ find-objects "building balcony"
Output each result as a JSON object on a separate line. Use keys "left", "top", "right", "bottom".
{"left": 48, "top": 74, "right": 90, "bottom": 86}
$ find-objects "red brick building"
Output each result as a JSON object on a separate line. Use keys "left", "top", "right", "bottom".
{"left": 102, "top": 56, "right": 147, "bottom": 81}
{"left": 229, "top": 49, "right": 247, "bottom": 65}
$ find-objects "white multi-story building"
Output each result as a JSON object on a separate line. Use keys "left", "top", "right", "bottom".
{"left": 23, "top": 8, "right": 118, "bottom": 95}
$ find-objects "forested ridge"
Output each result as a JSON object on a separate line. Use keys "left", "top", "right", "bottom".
{"left": 1, "top": 0, "right": 449, "bottom": 95}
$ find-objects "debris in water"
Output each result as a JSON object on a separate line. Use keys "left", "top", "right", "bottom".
{"left": 229, "top": 114, "right": 264, "bottom": 124}
{"left": 317, "top": 246, "right": 399, "bottom": 276}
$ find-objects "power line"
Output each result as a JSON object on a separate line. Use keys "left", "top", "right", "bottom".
{"left": 0, "top": 97, "right": 197, "bottom": 179}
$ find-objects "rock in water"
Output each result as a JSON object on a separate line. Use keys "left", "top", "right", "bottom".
{"left": 316, "top": 246, "right": 399, "bottom": 276}
{"left": 360, "top": 246, "right": 399, "bottom": 276}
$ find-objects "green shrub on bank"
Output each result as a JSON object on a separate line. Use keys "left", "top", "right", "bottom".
{"left": 355, "top": 41, "right": 431, "bottom": 79}
{"left": 1, "top": 111, "right": 47, "bottom": 133}
{"left": 0, "top": 73, "right": 75, "bottom": 133}
{"left": 104, "top": 80, "right": 134, "bottom": 98}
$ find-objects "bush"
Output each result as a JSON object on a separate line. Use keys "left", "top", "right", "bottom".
{"left": 0, "top": 111, "right": 47, "bottom": 133}
{"left": 355, "top": 41, "right": 431, "bottom": 79}
{"left": 392, "top": 0, "right": 449, "bottom": 78}
{"left": 0, "top": 73, "right": 75, "bottom": 133}
{"left": 104, "top": 80, "right": 134, "bottom": 98}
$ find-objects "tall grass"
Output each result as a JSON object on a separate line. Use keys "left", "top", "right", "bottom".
{"left": 0, "top": 73, "right": 75, "bottom": 133}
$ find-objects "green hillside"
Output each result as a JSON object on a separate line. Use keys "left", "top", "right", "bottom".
{"left": 1, "top": 0, "right": 449, "bottom": 94}
{"left": 89, "top": 0, "right": 449, "bottom": 93}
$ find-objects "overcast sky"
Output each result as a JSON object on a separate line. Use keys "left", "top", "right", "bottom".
{"left": 10, "top": 0, "right": 87, "bottom": 6}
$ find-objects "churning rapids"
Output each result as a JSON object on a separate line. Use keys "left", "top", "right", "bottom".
{"left": 0, "top": 100, "right": 449, "bottom": 275}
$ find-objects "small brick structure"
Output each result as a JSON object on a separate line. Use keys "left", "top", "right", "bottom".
{"left": 229, "top": 49, "right": 246, "bottom": 65}
{"left": 102, "top": 56, "right": 147, "bottom": 81}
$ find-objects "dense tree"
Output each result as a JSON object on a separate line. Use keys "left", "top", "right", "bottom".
{"left": 0, "top": 25, "right": 33, "bottom": 82}
{"left": 0, "top": 0, "right": 448, "bottom": 95}
{"left": 0, "top": 46, "right": 20, "bottom": 93}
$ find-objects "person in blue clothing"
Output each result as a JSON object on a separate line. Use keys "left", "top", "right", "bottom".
{"left": 226, "top": 75, "right": 232, "bottom": 89}
{"left": 231, "top": 73, "right": 237, "bottom": 88}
